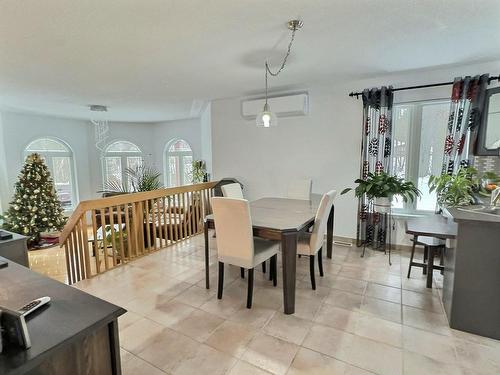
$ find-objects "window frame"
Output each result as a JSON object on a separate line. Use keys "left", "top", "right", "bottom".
{"left": 23, "top": 136, "right": 78, "bottom": 211}
{"left": 164, "top": 139, "right": 193, "bottom": 187}
{"left": 391, "top": 98, "right": 451, "bottom": 215}
{"left": 102, "top": 140, "right": 143, "bottom": 190}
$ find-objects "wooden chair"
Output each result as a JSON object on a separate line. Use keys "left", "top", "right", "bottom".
{"left": 211, "top": 197, "right": 279, "bottom": 308}
{"left": 297, "top": 190, "right": 337, "bottom": 290}
{"left": 407, "top": 235, "right": 445, "bottom": 288}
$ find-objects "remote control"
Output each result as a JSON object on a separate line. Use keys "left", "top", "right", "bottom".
{"left": 18, "top": 296, "right": 51, "bottom": 316}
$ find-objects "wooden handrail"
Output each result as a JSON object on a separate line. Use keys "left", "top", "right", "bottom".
{"left": 58, "top": 181, "right": 219, "bottom": 284}
{"left": 60, "top": 181, "right": 218, "bottom": 245}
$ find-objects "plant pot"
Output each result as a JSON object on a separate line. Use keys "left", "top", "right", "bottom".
{"left": 373, "top": 197, "right": 391, "bottom": 213}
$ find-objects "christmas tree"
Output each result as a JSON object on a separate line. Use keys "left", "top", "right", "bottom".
{"left": 1, "top": 153, "right": 66, "bottom": 245}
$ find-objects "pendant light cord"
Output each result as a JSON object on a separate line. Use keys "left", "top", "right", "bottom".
{"left": 265, "top": 26, "right": 298, "bottom": 77}
{"left": 264, "top": 26, "right": 298, "bottom": 106}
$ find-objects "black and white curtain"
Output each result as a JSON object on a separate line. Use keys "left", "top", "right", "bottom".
{"left": 442, "top": 75, "right": 489, "bottom": 174}
{"left": 357, "top": 87, "right": 394, "bottom": 248}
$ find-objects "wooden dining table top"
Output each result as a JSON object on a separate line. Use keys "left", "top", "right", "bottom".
{"left": 205, "top": 195, "right": 322, "bottom": 232}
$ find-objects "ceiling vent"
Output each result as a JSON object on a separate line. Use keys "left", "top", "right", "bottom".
{"left": 241, "top": 92, "right": 309, "bottom": 119}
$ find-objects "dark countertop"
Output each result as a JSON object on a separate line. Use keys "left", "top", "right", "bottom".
{"left": 0, "top": 231, "right": 27, "bottom": 245}
{"left": 0, "top": 256, "right": 126, "bottom": 375}
{"left": 444, "top": 206, "right": 500, "bottom": 224}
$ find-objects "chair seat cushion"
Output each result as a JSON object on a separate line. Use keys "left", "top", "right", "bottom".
{"left": 218, "top": 238, "right": 279, "bottom": 269}
{"left": 412, "top": 235, "right": 445, "bottom": 247}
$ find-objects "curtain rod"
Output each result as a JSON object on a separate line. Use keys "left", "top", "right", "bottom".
{"left": 348, "top": 75, "right": 500, "bottom": 99}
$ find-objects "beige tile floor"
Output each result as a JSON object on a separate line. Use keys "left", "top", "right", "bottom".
{"left": 45, "top": 232, "right": 500, "bottom": 374}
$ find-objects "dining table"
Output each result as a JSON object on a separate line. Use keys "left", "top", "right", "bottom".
{"left": 204, "top": 194, "right": 335, "bottom": 315}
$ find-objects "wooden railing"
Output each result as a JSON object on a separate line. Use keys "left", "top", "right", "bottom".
{"left": 59, "top": 181, "right": 218, "bottom": 284}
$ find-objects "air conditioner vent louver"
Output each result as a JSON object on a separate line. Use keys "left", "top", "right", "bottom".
{"left": 241, "top": 93, "right": 309, "bottom": 119}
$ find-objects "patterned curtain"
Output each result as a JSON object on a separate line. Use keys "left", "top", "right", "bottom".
{"left": 356, "top": 87, "right": 394, "bottom": 248}
{"left": 442, "top": 74, "right": 489, "bottom": 174}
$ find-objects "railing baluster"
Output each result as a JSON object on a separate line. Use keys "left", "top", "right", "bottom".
{"left": 116, "top": 205, "right": 126, "bottom": 264}
{"left": 162, "top": 196, "right": 167, "bottom": 247}
{"left": 100, "top": 208, "right": 109, "bottom": 271}
{"left": 70, "top": 231, "right": 80, "bottom": 282}
{"left": 124, "top": 204, "right": 132, "bottom": 261}
{"left": 182, "top": 193, "right": 193, "bottom": 239}
{"left": 194, "top": 190, "right": 200, "bottom": 233}
{"left": 76, "top": 221, "right": 85, "bottom": 279}
{"left": 64, "top": 243, "right": 71, "bottom": 284}
{"left": 81, "top": 214, "right": 91, "bottom": 278}
{"left": 151, "top": 198, "right": 158, "bottom": 251}
{"left": 168, "top": 195, "right": 174, "bottom": 243}
{"left": 138, "top": 201, "right": 146, "bottom": 254}
{"left": 109, "top": 207, "right": 117, "bottom": 267}
{"left": 175, "top": 194, "right": 180, "bottom": 241}
{"left": 130, "top": 202, "right": 139, "bottom": 257}
{"left": 92, "top": 209, "right": 100, "bottom": 274}
{"left": 144, "top": 199, "right": 151, "bottom": 251}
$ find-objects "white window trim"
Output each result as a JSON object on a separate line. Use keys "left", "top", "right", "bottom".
{"left": 102, "top": 140, "right": 143, "bottom": 190}
{"left": 164, "top": 139, "right": 193, "bottom": 187}
{"left": 23, "top": 136, "right": 79, "bottom": 211}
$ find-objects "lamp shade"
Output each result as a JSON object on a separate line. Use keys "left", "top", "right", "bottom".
{"left": 256, "top": 103, "right": 278, "bottom": 127}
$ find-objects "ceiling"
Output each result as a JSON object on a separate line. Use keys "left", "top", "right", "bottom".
{"left": 1, "top": 0, "right": 499, "bottom": 122}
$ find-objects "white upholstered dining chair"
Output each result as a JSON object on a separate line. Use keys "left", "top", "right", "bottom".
{"left": 220, "top": 183, "right": 269, "bottom": 275}
{"left": 221, "top": 183, "right": 244, "bottom": 199}
{"left": 287, "top": 179, "right": 312, "bottom": 200}
{"left": 298, "top": 189, "right": 337, "bottom": 290}
{"left": 211, "top": 197, "right": 279, "bottom": 308}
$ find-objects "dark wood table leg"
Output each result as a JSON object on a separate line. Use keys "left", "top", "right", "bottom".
{"left": 108, "top": 319, "right": 122, "bottom": 375}
{"left": 281, "top": 231, "right": 298, "bottom": 314}
{"left": 327, "top": 204, "right": 334, "bottom": 259}
{"left": 426, "top": 245, "right": 435, "bottom": 288}
{"left": 204, "top": 221, "right": 210, "bottom": 289}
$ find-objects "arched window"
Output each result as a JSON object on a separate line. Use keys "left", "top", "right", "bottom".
{"left": 24, "top": 137, "right": 77, "bottom": 210}
{"left": 103, "top": 140, "right": 143, "bottom": 190}
{"left": 165, "top": 139, "right": 193, "bottom": 187}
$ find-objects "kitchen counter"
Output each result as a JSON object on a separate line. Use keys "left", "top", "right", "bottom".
{"left": 441, "top": 207, "right": 500, "bottom": 340}
{"left": 444, "top": 206, "right": 500, "bottom": 223}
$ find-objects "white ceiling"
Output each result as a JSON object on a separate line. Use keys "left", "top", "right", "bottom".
{"left": 1, "top": 0, "right": 500, "bottom": 122}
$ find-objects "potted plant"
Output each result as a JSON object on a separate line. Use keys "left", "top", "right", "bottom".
{"left": 341, "top": 172, "right": 421, "bottom": 213}
{"left": 428, "top": 166, "right": 480, "bottom": 207}
{"left": 191, "top": 160, "right": 207, "bottom": 183}
{"left": 99, "top": 164, "right": 163, "bottom": 248}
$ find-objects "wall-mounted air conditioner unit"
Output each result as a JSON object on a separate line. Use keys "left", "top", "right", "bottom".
{"left": 241, "top": 92, "right": 309, "bottom": 119}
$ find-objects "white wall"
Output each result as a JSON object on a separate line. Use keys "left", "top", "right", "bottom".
{"left": 200, "top": 104, "right": 213, "bottom": 176}
{"left": 0, "top": 115, "right": 11, "bottom": 212}
{"left": 211, "top": 60, "right": 500, "bottom": 244}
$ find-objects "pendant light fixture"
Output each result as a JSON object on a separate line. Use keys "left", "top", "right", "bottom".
{"left": 256, "top": 19, "right": 303, "bottom": 128}
{"left": 89, "top": 104, "right": 109, "bottom": 153}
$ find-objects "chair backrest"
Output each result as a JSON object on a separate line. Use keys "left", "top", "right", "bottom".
{"left": 221, "top": 183, "right": 244, "bottom": 199}
{"left": 287, "top": 179, "right": 312, "bottom": 200}
{"left": 309, "top": 190, "right": 337, "bottom": 253}
{"left": 211, "top": 197, "right": 254, "bottom": 263}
